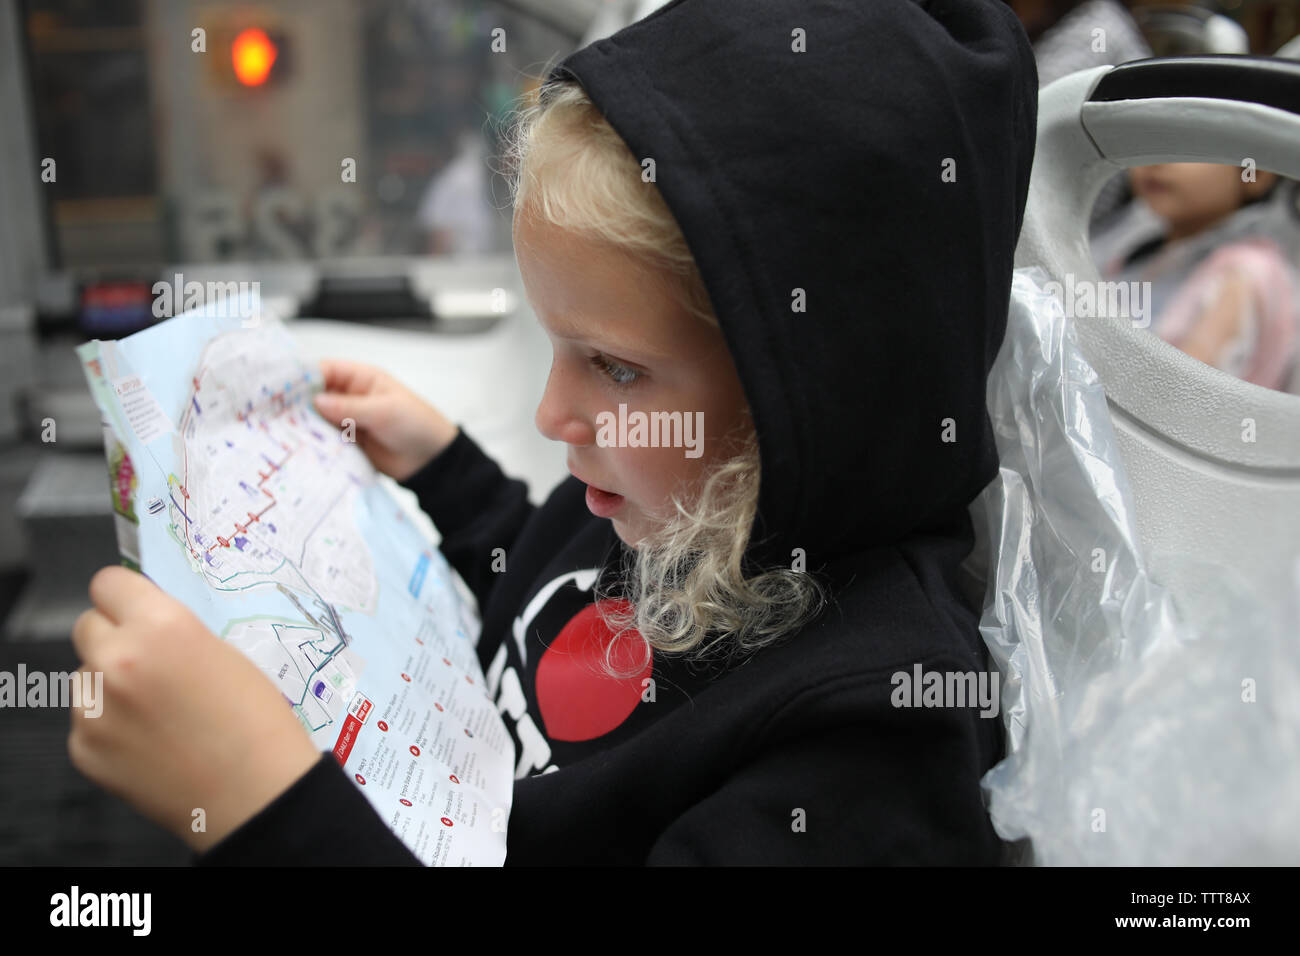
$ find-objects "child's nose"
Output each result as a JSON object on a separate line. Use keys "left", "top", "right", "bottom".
{"left": 534, "top": 363, "right": 595, "bottom": 446}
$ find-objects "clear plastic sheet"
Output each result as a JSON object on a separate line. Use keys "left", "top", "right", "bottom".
{"left": 969, "top": 267, "right": 1300, "bottom": 865}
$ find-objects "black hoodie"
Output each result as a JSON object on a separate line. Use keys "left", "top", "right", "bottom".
{"left": 194, "top": 0, "right": 1037, "bottom": 866}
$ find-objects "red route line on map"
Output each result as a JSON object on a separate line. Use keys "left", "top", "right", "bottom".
{"left": 174, "top": 368, "right": 300, "bottom": 559}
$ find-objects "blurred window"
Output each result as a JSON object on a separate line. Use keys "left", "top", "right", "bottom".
{"left": 22, "top": 0, "right": 572, "bottom": 268}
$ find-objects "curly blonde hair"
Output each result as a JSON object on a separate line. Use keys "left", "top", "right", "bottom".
{"left": 497, "top": 72, "right": 827, "bottom": 675}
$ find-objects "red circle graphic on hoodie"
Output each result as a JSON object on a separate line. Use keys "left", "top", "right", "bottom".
{"left": 535, "top": 599, "right": 651, "bottom": 742}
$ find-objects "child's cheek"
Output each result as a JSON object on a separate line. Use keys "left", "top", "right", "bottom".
{"left": 640, "top": 444, "right": 685, "bottom": 502}
{"left": 610, "top": 447, "right": 663, "bottom": 531}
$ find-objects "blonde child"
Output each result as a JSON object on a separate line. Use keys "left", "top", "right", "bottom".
{"left": 70, "top": 0, "right": 1037, "bottom": 864}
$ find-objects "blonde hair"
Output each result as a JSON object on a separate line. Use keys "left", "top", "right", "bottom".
{"left": 498, "top": 73, "right": 826, "bottom": 674}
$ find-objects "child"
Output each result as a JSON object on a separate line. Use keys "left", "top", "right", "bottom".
{"left": 1102, "top": 162, "right": 1298, "bottom": 392}
{"left": 70, "top": 0, "right": 1038, "bottom": 864}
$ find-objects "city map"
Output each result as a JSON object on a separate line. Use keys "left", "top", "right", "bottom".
{"left": 77, "top": 308, "right": 513, "bottom": 865}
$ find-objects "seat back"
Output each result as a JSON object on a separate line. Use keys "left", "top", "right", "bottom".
{"left": 1014, "top": 56, "right": 1300, "bottom": 609}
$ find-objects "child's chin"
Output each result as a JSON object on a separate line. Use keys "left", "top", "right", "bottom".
{"left": 610, "top": 517, "right": 635, "bottom": 546}
{"left": 610, "top": 515, "right": 648, "bottom": 550}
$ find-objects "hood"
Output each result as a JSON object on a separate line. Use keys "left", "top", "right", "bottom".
{"left": 547, "top": 0, "right": 1038, "bottom": 569}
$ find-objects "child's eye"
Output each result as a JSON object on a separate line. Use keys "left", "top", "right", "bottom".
{"left": 589, "top": 352, "right": 640, "bottom": 387}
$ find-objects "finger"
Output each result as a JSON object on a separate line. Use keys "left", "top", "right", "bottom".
{"left": 67, "top": 714, "right": 97, "bottom": 774}
{"left": 71, "top": 605, "right": 115, "bottom": 663}
{"left": 67, "top": 663, "right": 106, "bottom": 723}
{"left": 87, "top": 564, "right": 165, "bottom": 625}
{"left": 67, "top": 714, "right": 118, "bottom": 787}
{"left": 319, "top": 358, "right": 379, "bottom": 396}
{"left": 315, "top": 391, "right": 382, "bottom": 430}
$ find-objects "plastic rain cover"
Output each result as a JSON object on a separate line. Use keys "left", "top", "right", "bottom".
{"left": 969, "top": 267, "right": 1300, "bottom": 865}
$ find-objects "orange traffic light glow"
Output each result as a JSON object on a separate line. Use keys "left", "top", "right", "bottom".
{"left": 232, "top": 27, "right": 277, "bottom": 86}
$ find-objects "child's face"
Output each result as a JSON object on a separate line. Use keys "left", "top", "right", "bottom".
{"left": 1128, "top": 163, "right": 1277, "bottom": 239}
{"left": 514, "top": 210, "right": 752, "bottom": 548}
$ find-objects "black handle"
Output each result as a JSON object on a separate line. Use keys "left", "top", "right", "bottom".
{"left": 1088, "top": 55, "right": 1300, "bottom": 116}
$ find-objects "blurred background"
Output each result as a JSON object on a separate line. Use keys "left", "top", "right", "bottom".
{"left": 0, "top": 0, "right": 1298, "bottom": 863}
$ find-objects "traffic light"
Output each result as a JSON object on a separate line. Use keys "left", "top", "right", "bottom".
{"left": 202, "top": 17, "right": 291, "bottom": 91}
{"left": 231, "top": 28, "right": 278, "bottom": 87}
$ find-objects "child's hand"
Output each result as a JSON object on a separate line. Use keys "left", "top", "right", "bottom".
{"left": 69, "top": 565, "right": 322, "bottom": 853}
{"left": 313, "top": 358, "right": 460, "bottom": 482}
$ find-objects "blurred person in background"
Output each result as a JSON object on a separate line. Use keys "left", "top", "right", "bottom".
{"left": 1100, "top": 163, "right": 1299, "bottom": 392}
{"left": 416, "top": 127, "right": 496, "bottom": 255}
{"left": 1007, "top": 0, "right": 1152, "bottom": 86}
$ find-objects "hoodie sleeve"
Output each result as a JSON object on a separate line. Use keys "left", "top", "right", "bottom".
{"left": 397, "top": 427, "right": 535, "bottom": 610}
{"left": 643, "top": 683, "right": 1003, "bottom": 865}
{"left": 193, "top": 753, "right": 423, "bottom": 866}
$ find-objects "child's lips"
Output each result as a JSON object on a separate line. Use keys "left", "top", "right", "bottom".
{"left": 584, "top": 484, "right": 625, "bottom": 518}
{"left": 569, "top": 465, "right": 625, "bottom": 518}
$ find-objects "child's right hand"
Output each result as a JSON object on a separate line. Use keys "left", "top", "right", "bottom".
{"left": 313, "top": 358, "right": 460, "bottom": 482}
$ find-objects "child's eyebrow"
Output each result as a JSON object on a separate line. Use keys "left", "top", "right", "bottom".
{"left": 543, "top": 314, "right": 670, "bottom": 364}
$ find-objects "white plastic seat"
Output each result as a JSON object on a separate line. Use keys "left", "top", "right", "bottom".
{"left": 1012, "top": 55, "right": 1300, "bottom": 611}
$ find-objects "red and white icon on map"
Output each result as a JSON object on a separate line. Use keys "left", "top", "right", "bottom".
{"left": 400, "top": 798, "right": 412, "bottom": 807}
{"left": 401, "top": 673, "right": 411, "bottom": 682}
{"left": 348, "top": 694, "right": 373, "bottom": 725}
{"left": 377, "top": 720, "right": 388, "bottom": 732}
{"left": 449, "top": 774, "right": 460, "bottom": 784}
{"left": 355, "top": 774, "right": 366, "bottom": 786}
{"left": 440, "top": 817, "right": 454, "bottom": 827}
{"left": 434, "top": 702, "right": 444, "bottom": 712}
{"left": 409, "top": 745, "right": 420, "bottom": 757}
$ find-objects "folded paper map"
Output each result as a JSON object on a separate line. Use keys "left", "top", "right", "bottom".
{"left": 76, "top": 308, "right": 512, "bottom": 865}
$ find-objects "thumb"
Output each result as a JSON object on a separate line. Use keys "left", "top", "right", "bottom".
{"left": 313, "top": 391, "right": 376, "bottom": 430}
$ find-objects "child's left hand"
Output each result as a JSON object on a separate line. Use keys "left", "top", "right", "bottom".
{"left": 69, "top": 565, "right": 321, "bottom": 853}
